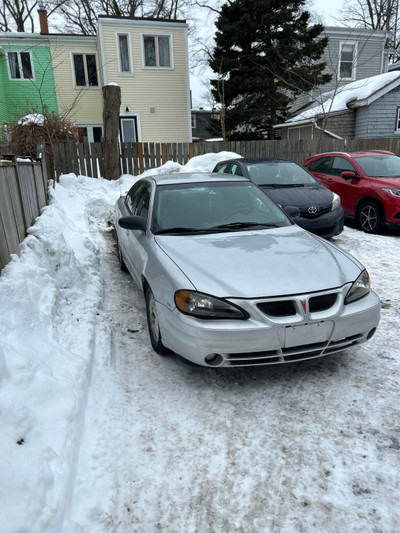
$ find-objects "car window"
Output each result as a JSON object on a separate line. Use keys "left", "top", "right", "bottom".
{"left": 354, "top": 154, "right": 400, "bottom": 177}
{"left": 215, "top": 163, "right": 231, "bottom": 174}
{"left": 125, "top": 181, "right": 144, "bottom": 212}
{"left": 246, "top": 161, "right": 316, "bottom": 185}
{"left": 153, "top": 182, "right": 289, "bottom": 232}
{"left": 125, "top": 180, "right": 151, "bottom": 218}
{"left": 306, "top": 157, "right": 331, "bottom": 173}
{"left": 135, "top": 184, "right": 151, "bottom": 219}
{"left": 331, "top": 157, "right": 356, "bottom": 176}
{"left": 231, "top": 164, "right": 243, "bottom": 176}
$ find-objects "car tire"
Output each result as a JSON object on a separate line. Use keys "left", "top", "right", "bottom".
{"left": 116, "top": 239, "right": 128, "bottom": 271}
{"left": 357, "top": 201, "right": 383, "bottom": 233}
{"left": 145, "top": 287, "right": 171, "bottom": 355}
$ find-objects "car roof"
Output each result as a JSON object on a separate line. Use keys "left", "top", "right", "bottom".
{"left": 143, "top": 172, "right": 250, "bottom": 186}
{"left": 307, "top": 150, "right": 395, "bottom": 159}
{"left": 217, "top": 157, "right": 291, "bottom": 164}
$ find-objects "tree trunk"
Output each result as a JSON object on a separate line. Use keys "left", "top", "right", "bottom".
{"left": 102, "top": 85, "right": 121, "bottom": 180}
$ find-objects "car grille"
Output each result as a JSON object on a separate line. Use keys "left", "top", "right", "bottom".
{"left": 309, "top": 293, "right": 337, "bottom": 312}
{"left": 256, "top": 292, "right": 337, "bottom": 318}
{"left": 257, "top": 300, "right": 297, "bottom": 317}
{"left": 225, "top": 333, "right": 365, "bottom": 366}
{"left": 300, "top": 206, "right": 331, "bottom": 219}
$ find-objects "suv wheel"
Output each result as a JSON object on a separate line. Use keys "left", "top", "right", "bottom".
{"left": 357, "top": 201, "right": 383, "bottom": 233}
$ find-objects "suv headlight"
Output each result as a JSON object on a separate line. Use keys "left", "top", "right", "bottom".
{"left": 331, "top": 192, "right": 341, "bottom": 211}
{"left": 345, "top": 270, "right": 371, "bottom": 304}
{"left": 175, "top": 290, "right": 248, "bottom": 319}
{"left": 382, "top": 187, "right": 400, "bottom": 198}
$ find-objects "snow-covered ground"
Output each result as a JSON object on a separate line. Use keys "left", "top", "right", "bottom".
{"left": 0, "top": 153, "right": 399, "bottom": 533}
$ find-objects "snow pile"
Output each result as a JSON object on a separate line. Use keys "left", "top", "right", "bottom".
{"left": 18, "top": 113, "right": 46, "bottom": 126}
{"left": 0, "top": 152, "right": 237, "bottom": 532}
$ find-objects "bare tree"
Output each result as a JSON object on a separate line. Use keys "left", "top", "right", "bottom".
{"left": 338, "top": 0, "right": 400, "bottom": 61}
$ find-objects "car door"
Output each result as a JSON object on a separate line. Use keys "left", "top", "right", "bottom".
{"left": 121, "top": 181, "right": 152, "bottom": 285}
{"left": 308, "top": 156, "right": 358, "bottom": 214}
{"left": 328, "top": 156, "right": 362, "bottom": 214}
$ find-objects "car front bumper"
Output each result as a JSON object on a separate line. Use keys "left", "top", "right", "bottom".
{"left": 157, "top": 289, "right": 381, "bottom": 367}
{"left": 296, "top": 208, "right": 345, "bottom": 239}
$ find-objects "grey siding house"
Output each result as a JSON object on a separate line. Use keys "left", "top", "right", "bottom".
{"left": 292, "top": 26, "right": 389, "bottom": 114}
{"left": 278, "top": 72, "right": 400, "bottom": 140}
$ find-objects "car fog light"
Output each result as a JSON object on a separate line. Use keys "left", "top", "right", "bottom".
{"left": 367, "top": 328, "right": 377, "bottom": 340}
{"left": 205, "top": 353, "right": 224, "bottom": 366}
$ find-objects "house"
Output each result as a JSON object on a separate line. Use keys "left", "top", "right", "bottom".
{"left": 278, "top": 71, "right": 400, "bottom": 140}
{"left": 0, "top": 7, "right": 191, "bottom": 144}
{"left": 291, "top": 26, "right": 389, "bottom": 116}
{"left": 191, "top": 108, "right": 220, "bottom": 141}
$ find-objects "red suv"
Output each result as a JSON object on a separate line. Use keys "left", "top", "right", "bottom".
{"left": 304, "top": 151, "right": 400, "bottom": 233}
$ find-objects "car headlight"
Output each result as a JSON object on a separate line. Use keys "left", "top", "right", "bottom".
{"left": 345, "top": 270, "right": 371, "bottom": 304}
{"left": 175, "top": 290, "right": 248, "bottom": 319}
{"left": 382, "top": 187, "right": 400, "bottom": 198}
{"left": 331, "top": 192, "right": 341, "bottom": 211}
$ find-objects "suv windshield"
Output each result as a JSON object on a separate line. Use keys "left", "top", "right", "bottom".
{"left": 153, "top": 181, "right": 290, "bottom": 234}
{"left": 354, "top": 154, "right": 400, "bottom": 177}
{"left": 246, "top": 161, "right": 317, "bottom": 186}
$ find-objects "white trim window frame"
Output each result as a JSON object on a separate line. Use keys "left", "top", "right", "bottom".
{"left": 7, "top": 50, "right": 35, "bottom": 81}
{"left": 141, "top": 32, "right": 174, "bottom": 69}
{"left": 395, "top": 107, "right": 400, "bottom": 133}
{"left": 116, "top": 32, "right": 134, "bottom": 75}
{"left": 338, "top": 41, "right": 357, "bottom": 81}
{"left": 71, "top": 52, "right": 99, "bottom": 88}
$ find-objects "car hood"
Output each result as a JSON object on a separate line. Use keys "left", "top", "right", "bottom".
{"left": 155, "top": 225, "right": 362, "bottom": 298}
{"left": 368, "top": 176, "right": 400, "bottom": 186}
{"left": 260, "top": 184, "right": 332, "bottom": 209}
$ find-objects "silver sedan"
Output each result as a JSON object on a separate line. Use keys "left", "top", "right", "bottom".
{"left": 115, "top": 172, "right": 381, "bottom": 367}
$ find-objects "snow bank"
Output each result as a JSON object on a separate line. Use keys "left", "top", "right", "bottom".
{"left": 0, "top": 152, "right": 238, "bottom": 532}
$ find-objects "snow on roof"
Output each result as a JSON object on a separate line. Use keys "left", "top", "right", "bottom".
{"left": 287, "top": 71, "right": 400, "bottom": 124}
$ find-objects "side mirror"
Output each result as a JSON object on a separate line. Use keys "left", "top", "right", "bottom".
{"left": 283, "top": 206, "right": 300, "bottom": 219}
{"left": 118, "top": 216, "right": 147, "bottom": 231}
{"left": 341, "top": 171, "right": 359, "bottom": 180}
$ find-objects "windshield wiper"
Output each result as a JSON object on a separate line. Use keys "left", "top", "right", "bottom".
{"left": 155, "top": 227, "right": 208, "bottom": 235}
{"left": 260, "top": 183, "right": 305, "bottom": 188}
{"left": 207, "top": 222, "right": 279, "bottom": 231}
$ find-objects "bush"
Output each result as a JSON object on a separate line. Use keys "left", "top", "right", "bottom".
{"left": 1, "top": 112, "right": 80, "bottom": 158}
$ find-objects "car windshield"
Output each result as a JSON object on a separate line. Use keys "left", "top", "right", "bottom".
{"left": 245, "top": 161, "right": 317, "bottom": 186}
{"left": 353, "top": 154, "right": 400, "bottom": 177}
{"left": 152, "top": 181, "right": 290, "bottom": 234}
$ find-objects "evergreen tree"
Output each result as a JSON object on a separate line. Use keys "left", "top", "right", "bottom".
{"left": 209, "top": 0, "right": 331, "bottom": 139}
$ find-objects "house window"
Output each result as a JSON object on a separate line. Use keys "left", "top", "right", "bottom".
{"left": 191, "top": 115, "right": 197, "bottom": 128}
{"left": 7, "top": 51, "right": 34, "bottom": 80}
{"left": 120, "top": 117, "right": 138, "bottom": 142}
{"left": 73, "top": 53, "right": 98, "bottom": 87}
{"left": 143, "top": 35, "right": 171, "bottom": 68}
{"left": 396, "top": 107, "right": 400, "bottom": 132}
{"left": 339, "top": 42, "right": 356, "bottom": 80}
{"left": 118, "top": 34, "right": 132, "bottom": 74}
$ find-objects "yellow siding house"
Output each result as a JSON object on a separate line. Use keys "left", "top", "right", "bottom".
{"left": 47, "top": 14, "right": 191, "bottom": 143}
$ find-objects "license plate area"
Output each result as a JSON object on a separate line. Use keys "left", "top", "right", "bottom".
{"left": 284, "top": 322, "right": 327, "bottom": 348}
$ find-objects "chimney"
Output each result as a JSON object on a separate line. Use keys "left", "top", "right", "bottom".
{"left": 38, "top": 2, "right": 49, "bottom": 34}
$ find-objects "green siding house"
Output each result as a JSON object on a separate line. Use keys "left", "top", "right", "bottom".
{"left": 0, "top": 35, "right": 58, "bottom": 136}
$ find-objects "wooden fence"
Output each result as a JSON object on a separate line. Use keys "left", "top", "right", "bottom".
{"left": 51, "top": 137, "right": 400, "bottom": 179}
{"left": 0, "top": 157, "right": 48, "bottom": 270}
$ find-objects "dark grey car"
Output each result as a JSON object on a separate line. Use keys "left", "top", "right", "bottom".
{"left": 213, "top": 158, "right": 344, "bottom": 238}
